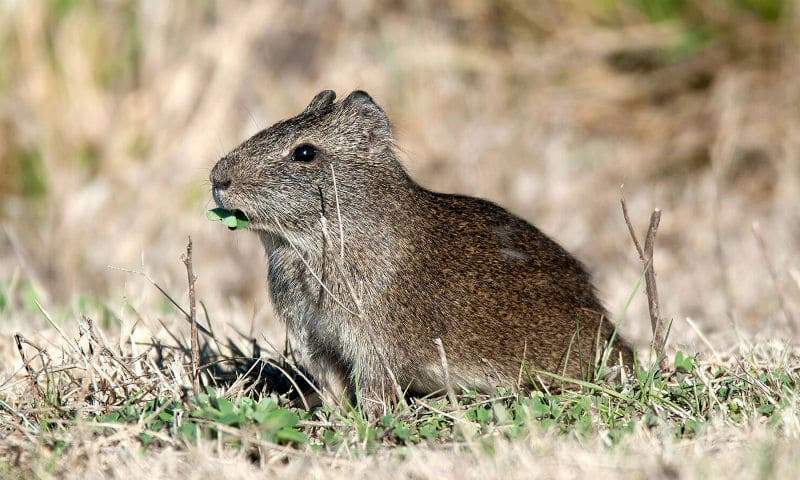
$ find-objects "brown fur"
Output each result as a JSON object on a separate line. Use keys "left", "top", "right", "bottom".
{"left": 210, "top": 90, "right": 634, "bottom": 416}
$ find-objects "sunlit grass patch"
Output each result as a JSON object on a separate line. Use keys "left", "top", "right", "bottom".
{"left": 2, "top": 299, "right": 797, "bottom": 471}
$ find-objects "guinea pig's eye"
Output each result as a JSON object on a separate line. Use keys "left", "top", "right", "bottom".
{"left": 291, "top": 144, "right": 317, "bottom": 162}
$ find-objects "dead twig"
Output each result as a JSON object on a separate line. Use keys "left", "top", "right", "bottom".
{"left": 0, "top": 398, "right": 38, "bottom": 434}
{"left": 107, "top": 264, "right": 214, "bottom": 338}
{"left": 14, "top": 334, "right": 43, "bottom": 401}
{"left": 181, "top": 237, "right": 201, "bottom": 396}
{"left": 433, "top": 338, "right": 459, "bottom": 409}
{"left": 620, "top": 189, "right": 669, "bottom": 370}
{"left": 375, "top": 347, "right": 408, "bottom": 411}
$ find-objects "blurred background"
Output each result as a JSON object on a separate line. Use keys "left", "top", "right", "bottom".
{"left": 0, "top": 0, "right": 798, "bottom": 355}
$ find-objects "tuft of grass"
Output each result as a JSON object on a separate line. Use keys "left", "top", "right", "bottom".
{"left": 3, "top": 306, "right": 798, "bottom": 462}
{"left": 94, "top": 392, "right": 307, "bottom": 448}
{"left": 1, "top": 261, "right": 797, "bottom": 467}
{"left": 0, "top": 267, "right": 798, "bottom": 476}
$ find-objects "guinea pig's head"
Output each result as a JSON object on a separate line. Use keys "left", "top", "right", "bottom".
{"left": 209, "top": 90, "right": 396, "bottom": 236}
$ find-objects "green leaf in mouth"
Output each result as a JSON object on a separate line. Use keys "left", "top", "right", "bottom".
{"left": 207, "top": 208, "right": 250, "bottom": 230}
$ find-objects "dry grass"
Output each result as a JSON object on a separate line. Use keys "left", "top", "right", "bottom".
{"left": 2, "top": 281, "right": 799, "bottom": 479}
{"left": 2, "top": 0, "right": 800, "bottom": 477}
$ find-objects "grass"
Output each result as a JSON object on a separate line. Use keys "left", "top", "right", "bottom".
{"left": 1, "top": 280, "right": 798, "bottom": 477}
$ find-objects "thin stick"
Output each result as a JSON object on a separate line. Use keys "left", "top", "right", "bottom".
{"left": 107, "top": 265, "right": 214, "bottom": 337}
{"left": 34, "top": 300, "right": 81, "bottom": 354}
{"left": 374, "top": 345, "right": 407, "bottom": 409}
{"left": 319, "top": 212, "right": 364, "bottom": 314}
{"left": 323, "top": 165, "right": 364, "bottom": 311}
{"left": 516, "top": 341, "right": 528, "bottom": 390}
{"left": 267, "top": 212, "right": 360, "bottom": 316}
{"left": 0, "top": 398, "right": 39, "bottom": 434}
{"left": 181, "top": 237, "right": 201, "bottom": 396}
{"left": 620, "top": 188, "right": 669, "bottom": 370}
{"left": 433, "top": 338, "right": 458, "bottom": 409}
{"left": 84, "top": 316, "right": 138, "bottom": 379}
{"left": 643, "top": 209, "right": 666, "bottom": 361}
{"left": 14, "top": 334, "right": 43, "bottom": 400}
{"left": 684, "top": 317, "right": 721, "bottom": 363}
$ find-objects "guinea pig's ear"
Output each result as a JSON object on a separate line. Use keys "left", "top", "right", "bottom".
{"left": 303, "top": 90, "right": 337, "bottom": 115}
{"left": 342, "top": 90, "right": 393, "bottom": 143}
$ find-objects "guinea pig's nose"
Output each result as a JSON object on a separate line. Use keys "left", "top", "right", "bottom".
{"left": 213, "top": 177, "right": 232, "bottom": 191}
{"left": 210, "top": 165, "right": 232, "bottom": 191}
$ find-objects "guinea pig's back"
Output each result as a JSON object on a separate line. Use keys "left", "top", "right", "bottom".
{"left": 389, "top": 190, "right": 633, "bottom": 385}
